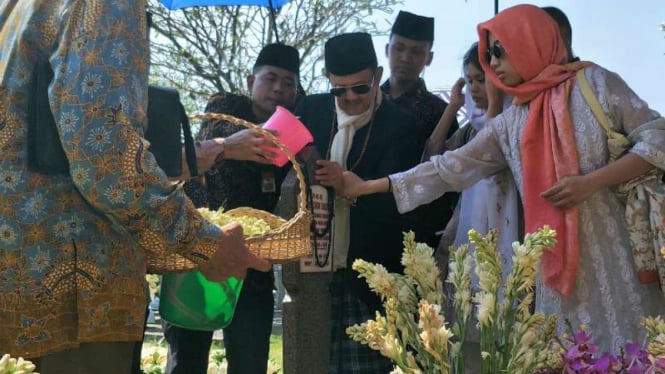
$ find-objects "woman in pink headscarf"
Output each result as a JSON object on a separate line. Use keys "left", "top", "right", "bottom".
{"left": 341, "top": 4, "right": 665, "bottom": 351}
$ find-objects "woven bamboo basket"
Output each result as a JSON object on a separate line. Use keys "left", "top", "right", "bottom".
{"left": 193, "top": 113, "right": 313, "bottom": 262}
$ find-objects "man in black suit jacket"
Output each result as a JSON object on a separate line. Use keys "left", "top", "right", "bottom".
{"left": 295, "top": 32, "right": 421, "bottom": 374}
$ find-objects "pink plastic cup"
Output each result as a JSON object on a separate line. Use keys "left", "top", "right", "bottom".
{"left": 262, "top": 106, "right": 313, "bottom": 167}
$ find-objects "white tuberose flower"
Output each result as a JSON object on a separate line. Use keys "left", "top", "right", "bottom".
{"left": 473, "top": 292, "right": 496, "bottom": 327}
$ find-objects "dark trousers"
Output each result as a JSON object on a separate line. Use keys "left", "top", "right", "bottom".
{"left": 164, "top": 277, "right": 275, "bottom": 374}
{"left": 164, "top": 325, "right": 213, "bottom": 374}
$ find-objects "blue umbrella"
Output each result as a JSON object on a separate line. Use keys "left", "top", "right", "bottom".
{"left": 160, "top": 0, "right": 292, "bottom": 8}
{"left": 159, "top": 0, "right": 293, "bottom": 42}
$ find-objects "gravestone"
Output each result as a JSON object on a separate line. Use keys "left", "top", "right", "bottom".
{"left": 274, "top": 147, "right": 332, "bottom": 374}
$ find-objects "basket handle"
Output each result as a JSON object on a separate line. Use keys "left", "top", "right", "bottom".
{"left": 191, "top": 113, "right": 309, "bottom": 215}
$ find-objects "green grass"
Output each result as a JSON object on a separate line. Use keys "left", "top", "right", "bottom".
{"left": 269, "top": 334, "right": 283, "bottom": 370}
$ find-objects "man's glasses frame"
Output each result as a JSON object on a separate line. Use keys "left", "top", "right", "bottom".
{"left": 329, "top": 75, "right": 375, "bottom": 97}
{"left": 485, "top": 42, "right": 505, "bottom": 62}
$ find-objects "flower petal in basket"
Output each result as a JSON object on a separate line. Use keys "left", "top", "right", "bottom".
{"left": 225, "top": 207, "right": 312, "bottom": 262}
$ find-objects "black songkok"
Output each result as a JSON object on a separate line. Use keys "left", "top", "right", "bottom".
{"left": 391, "top": 11, "right": 434, "bottom": 42}
{"left": 324, "top": 32, "right": 378, "bottom": 76}
{"left": 253, "top": 43, "right": 300, "bottom": 75}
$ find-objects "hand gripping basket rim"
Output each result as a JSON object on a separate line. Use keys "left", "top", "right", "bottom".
{"left": 193, "top": 113, "right": 313, "bottom": 262}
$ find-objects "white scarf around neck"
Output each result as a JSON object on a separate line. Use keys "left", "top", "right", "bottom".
{"left": 330, "top": 88, "right": 383, "bottom": 270}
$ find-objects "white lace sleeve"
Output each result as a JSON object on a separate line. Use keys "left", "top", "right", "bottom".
{"left": 390, "top": 122, "right": 509, "bottom": 213}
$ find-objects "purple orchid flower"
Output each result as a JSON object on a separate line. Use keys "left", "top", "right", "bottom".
{"left": 592, "top": 352, "right": 623, "bottom": 373}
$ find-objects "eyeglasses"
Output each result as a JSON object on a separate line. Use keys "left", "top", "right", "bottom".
{"left": 485, "top": 42, "right": 505, "bottom": 62}
{"left": 329, "top": 76, "right": 375, "bottom": 97}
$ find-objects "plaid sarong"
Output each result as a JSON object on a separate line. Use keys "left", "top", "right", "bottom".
{"left": 329, "top": 270, "right": 393, "bottom": 373}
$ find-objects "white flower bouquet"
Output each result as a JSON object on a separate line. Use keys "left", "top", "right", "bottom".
{"left": 347, "top": 227, "right": 559, "bottom": 374}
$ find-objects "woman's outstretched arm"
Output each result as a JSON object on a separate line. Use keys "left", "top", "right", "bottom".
{"left": 342, "top": 119, "right": 509, "bottom": 214}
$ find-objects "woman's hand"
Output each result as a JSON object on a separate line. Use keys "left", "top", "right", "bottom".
{"left": 485, "top": 78, "right": 504, "bottom": 118}
{"left": 341, "top": 171, "right": 367, "bottom": 197}
{"left": 223, "top": 129, "right": 278, "bottom": 164}
{"left": 540, "top": 174, "right": 597, "bottom": 209}
{"left": 449, "top": 78, "right": 466, "bottom": 110}
{"left": 423, "top": 78, "right": 466, "bottom": 159}
{"left": 340, "top": 172, "right": 391, "bottom": 197}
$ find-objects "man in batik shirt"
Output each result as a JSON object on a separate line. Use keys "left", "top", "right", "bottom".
{"left": 164, "top": 44, "right": 300, "bottom": 374}
{"left": 0, "top": 2, "right": 269, "bottom": 372}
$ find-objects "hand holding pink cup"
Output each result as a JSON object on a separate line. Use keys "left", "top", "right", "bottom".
{"left": 262, "top": 106, "right": 313, "bottom": 167}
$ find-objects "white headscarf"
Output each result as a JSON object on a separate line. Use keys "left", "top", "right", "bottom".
{"left": 464, "top": 87, "right": 488, "bottom": 132}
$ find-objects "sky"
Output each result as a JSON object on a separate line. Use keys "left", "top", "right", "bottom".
{"left": 371, "top": 0, "right": 665, "bottom": 113}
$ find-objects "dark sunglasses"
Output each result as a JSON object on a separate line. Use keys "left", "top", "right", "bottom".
{"left": 485, "top": 42, "right": 505, "bottom": 62}
{"left": 330, "top": 76, "right": 375, "bottom": 97}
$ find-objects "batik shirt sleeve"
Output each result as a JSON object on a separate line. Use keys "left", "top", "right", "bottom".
{"left": 48, "top": 1, "right": 222, "bottom": 263}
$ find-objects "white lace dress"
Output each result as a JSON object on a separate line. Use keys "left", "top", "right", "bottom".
{"left": 390, "top": 65, "right": 665, "bottom": 352}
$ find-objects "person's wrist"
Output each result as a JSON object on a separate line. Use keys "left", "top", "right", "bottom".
{"left": 584, "top": 172, "right": 603, "bottom": 194}
{"left": 451, "top": 101, "right": 464, "bottom": 111}
{"left": 366, "top": 178, "right": 386, "bottom": 195}
{"left": 487, "top": 100, "right": 503, "bottom": 118}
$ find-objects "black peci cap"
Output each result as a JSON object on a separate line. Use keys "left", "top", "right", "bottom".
{"left": 391, "top": 11, "right": 434, "bottom": 42}
{"left": 324, "top": 32, "right": 378, "bottom": 76}
{"left": 253, "top": 43, "right": 300, "bottom": 75}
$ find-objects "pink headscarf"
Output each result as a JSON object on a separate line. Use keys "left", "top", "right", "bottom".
{"left": 477, "top": 4, "right": 591, "bottom": 296}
